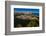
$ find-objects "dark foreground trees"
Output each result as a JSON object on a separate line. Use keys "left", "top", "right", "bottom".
{"left": 14, "top": 18, "right": 39, "bottom": 27}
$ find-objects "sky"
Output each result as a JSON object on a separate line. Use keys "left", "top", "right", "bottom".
{"left": 14, "top": 8, "right": 39, "bottom": 13}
